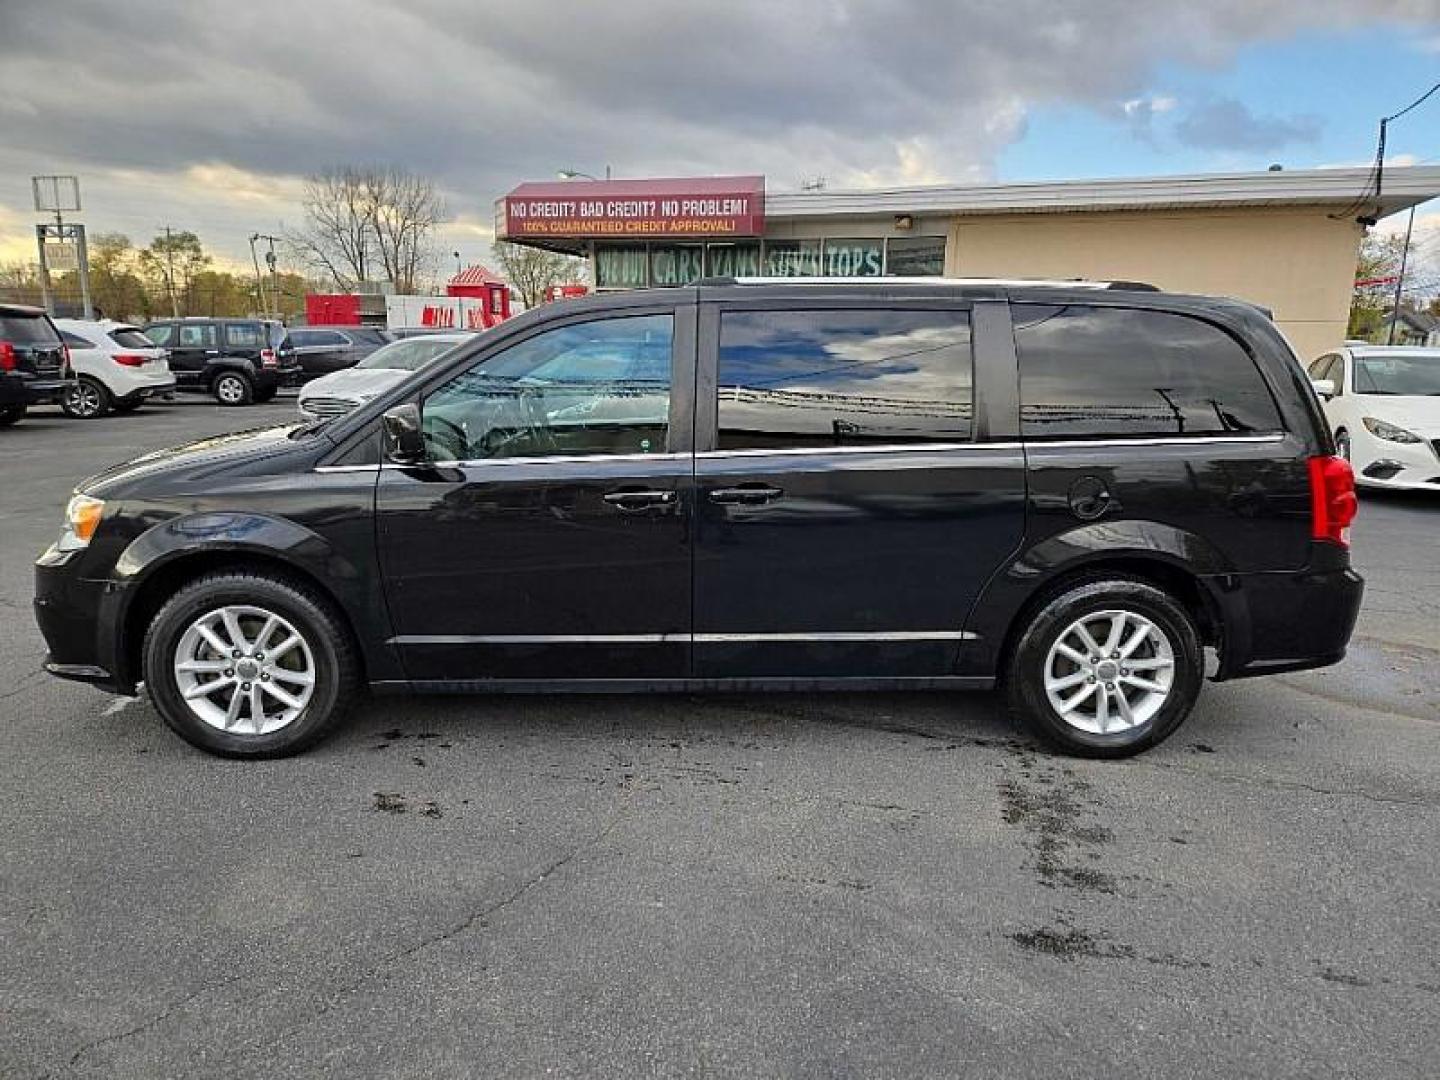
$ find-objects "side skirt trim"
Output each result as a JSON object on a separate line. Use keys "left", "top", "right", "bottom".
{"left": 369, "top": 676, "right": 995, "bottom": 695}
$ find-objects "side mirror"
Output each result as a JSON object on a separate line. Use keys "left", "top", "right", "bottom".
{"left": 381, "top": 402, "right": 425, "bottom": 463}
{"left": 1310, "top": 378, "right": 1336, "bottom": 400}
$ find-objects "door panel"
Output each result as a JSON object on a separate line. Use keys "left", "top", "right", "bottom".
{"left": 693, "top": 446, "right": 1026, "bottom": 676}
{"left": 377, "top": 455, "right": 692, "bottom": 680}
{"left": 691, "top": 302, "right": 1026, "bottom": 678}
{"left": 375, "top": 305, "right": 695, "bottom": 682}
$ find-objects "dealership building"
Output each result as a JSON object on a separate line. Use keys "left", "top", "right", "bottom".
{"left": 497, "top": 166, "right": 1440, "bottom": 359}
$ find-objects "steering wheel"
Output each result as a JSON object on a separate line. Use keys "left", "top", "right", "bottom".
{"left": 423, "top": 416, "right": 468, "bottom": 461}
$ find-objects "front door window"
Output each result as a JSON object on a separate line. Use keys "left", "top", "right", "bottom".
{"left": 421, "top": 314, "right": 674, "bottom": 461}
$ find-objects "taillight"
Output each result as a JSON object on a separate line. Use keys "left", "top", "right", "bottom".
{"left": 1309, "top": 455, "right": 1357, "bottom": 548}
{"left": 260, "top": 348, "right": 277, "bottom": 368}
{"left": 112, "top": 354, "right": 147, "bottom": 367}
{"left": 0, "top": 342, "right": 14, "bottom": 372}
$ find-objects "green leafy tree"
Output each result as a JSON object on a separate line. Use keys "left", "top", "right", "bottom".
{"left": 139, "top": 230, "right": 211, "bottom": 316}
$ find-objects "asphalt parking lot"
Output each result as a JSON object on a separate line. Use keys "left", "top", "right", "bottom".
{"left": 2, "top": 395, "right": 1437, "bottom": 1079}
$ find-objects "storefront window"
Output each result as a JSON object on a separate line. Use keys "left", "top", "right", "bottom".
{"left": 595, "top": 245, "right": 649, "bottom": 289}
{"left": 706, "top": 242, "right": 761, "bottom": 278}
{"left": 763, "top": 240, "right": 822, "bottom": 277}
{"left": 823, "top": 238, "right": 883, "bottom": 277}
{"left": 650, "top": 245, "right": 705, "bottom": 287}
{"left": 885, "top": 235, "right": 946, "bottom": 276}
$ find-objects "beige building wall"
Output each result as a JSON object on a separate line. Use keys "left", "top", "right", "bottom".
{"left": 946, "top": 207, "right": 1365, "bottom": 362}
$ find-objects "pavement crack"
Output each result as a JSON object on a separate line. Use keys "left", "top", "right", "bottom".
{"left": 1270, "top": 675, "right": 1436, "bottom": 725}
{"left": 1146, "top": 762, "right": 1435, "bottom": 808}
{"left": 0, "top": 670, "right": 47, "bottom": 702}
{"left": 64, "top": 971, "right": 247, "bottom": 1068}
{"left": 241, "top": 795, "right": 631, "bottom": 1060}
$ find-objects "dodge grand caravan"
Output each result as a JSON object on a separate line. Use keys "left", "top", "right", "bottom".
{"left": 34, "top": 280, "right": 1362, "bottom": 759}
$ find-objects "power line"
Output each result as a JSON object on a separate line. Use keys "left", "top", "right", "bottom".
{"left": 1330, "top": 80, "right": 1440, "bottom": 225}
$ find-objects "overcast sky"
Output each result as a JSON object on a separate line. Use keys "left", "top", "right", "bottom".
{"left": 1, "top": 0, "right": 1437, "bottom": 271}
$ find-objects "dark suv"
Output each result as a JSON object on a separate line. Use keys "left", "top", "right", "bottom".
{"left": 143, "top": 318, "right": 300, "bottom": 405}
{"left": 1, "top": 303, "right": 71, "bottom": 425}
{"left": 35, "top": 280, "right": 1362, "bottom": 758}
{"left": 284, "top": 325, "right": 391, "bottom": 382}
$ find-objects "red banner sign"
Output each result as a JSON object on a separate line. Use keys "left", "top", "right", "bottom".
{"left": 500, "top": 176, "right": 764, "bottom": 240}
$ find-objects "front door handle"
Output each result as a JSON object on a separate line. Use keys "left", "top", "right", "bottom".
{"left": 709, "top": 485, "right": 784, "bottom": 506}
{"left": 603, "top": 489, "right": 677, "bottom": 512}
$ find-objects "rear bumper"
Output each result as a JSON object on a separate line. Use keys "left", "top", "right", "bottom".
{"left": 1208, "top": 557, "right": 1364, "bottom": 680}
{"left": 0, "top": 373, "right": 69, "bottom": 406}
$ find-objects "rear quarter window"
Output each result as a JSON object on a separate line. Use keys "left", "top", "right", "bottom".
{"left": 1014, "top": 304, "right": 1283, "bottom": 439}
{"left": 109, "top": 328, "right": 156, "bottom": 349}
{"left": 225, "top": 323, "right": 264, "bottom": 348}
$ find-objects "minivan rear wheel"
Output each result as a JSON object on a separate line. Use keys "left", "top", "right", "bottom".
{"left": 1006, "top": 578, "right": 1202, "bottom": 758}
{"left": 142, "top": 571, "right": 361, "bottom": 757}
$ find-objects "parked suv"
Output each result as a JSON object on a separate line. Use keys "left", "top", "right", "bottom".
{"left": 284, "top": 325, "right": 390, "bottom": 382}
{"left": 1, "top": 303, "right": 71, "bottom": 425}
{"left": 143, "top": 318, "right": 300, "bottom": 405}
{"left": 55, "top": 318, "right": 175, "bottom": 418}
{"left": 36, "top": 280, "right": 1362, "bottom": 759}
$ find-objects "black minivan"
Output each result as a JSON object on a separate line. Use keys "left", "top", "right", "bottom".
{"left": 35, "top": 280, "right": 1362, "bottom": 758}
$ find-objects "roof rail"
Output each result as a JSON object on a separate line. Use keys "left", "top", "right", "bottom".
{"left": 696, "top": 275, "right": 1159, "bottom": 291}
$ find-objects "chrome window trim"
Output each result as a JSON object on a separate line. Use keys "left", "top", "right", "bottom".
{"left": 389, "top": 630, "right": 978, "bottom": 645}
{"left": 316, "top": 432, "right": 1285, "bottom": 473}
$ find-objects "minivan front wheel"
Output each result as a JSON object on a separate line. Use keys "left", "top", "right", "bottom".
{"left": 142, "top": 571, "right": 361, "bottom": 757}
{"left": 1006, "top": 578, "right": 1202, "bottom": 757}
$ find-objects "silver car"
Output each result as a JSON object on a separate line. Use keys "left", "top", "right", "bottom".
{"left": 296, "top": 333, "right": 471, "bottom": 419}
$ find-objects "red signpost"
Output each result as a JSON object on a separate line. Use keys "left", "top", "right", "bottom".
{"left": 499, "top": 176, "right": 765, "bottom": 240}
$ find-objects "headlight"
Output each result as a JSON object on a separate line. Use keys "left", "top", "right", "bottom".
{"left": 57, "top": 493, "right": 105, "bottom": 551}
{"left": 1361, "top": 417, "right": 1423, "bottom": 444}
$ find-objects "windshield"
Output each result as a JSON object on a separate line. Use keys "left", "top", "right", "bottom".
{"left": 355, "top": 337, "right": 462, "bottom": 372}
{"left": 1353, "top": 354, "right": 1440, "bottom": 396}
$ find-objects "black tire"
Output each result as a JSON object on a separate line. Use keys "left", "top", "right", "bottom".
{"left": 252, "top": 385, "right": 278, "bottom": 404}
{"left": 1005, "top": 576, "right": 1203, "bottom": 758}
{"left": 142, "top": 570, "right": 362, "bottom": 758}
{"left": 211, "top": 371, "right": 253, "bottom": 406}
{"left": 61, "top": 376, "right": 111, "bottom": 419}
{"left": 0, "top": 404, "right": 25, "bottom": 427}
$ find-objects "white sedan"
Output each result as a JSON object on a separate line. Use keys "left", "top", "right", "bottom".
{"left": 54, "top": 318, "right": 175, "bottom": 419}
{"left": 1308, "top": 345, "right": 1440, "bottom": 491}
{"left": 297, "top": 333, "right": 471, "bottom": 420}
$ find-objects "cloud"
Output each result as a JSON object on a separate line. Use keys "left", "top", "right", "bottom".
{"left": 1174, "top": 98, "right": 1323, "bottom": 151}
{"left": 1, "top": 0, "right": 1437, "bottom": 265}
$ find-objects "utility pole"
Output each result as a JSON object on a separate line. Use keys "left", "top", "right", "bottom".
{"left": 160, "top": 225, "right": 180, "bottom": 317}
{"left": 249, "top": 233, "right": 268, "bottom": 315}
{"left": 1386, "top": 205, "right": 1416, "bottom": 346}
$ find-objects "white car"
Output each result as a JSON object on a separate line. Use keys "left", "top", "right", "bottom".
{"left": 53, "top": 318, "right": 175, "bottom": 419}
{"left": 297, "top": 333, "right": 470, "bottom": 419}
{"left": 1308, "top": 345, "right": 1440, "bottom": 491}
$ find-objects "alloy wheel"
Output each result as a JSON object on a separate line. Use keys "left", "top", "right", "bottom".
{"left": 65, "top": 381, "right": 104, "bottom": 418}
{"left": 172, "top": 605, "right": 316, "bottom": 735}
{"left": 1043, "top": 608, "right": 1175, "bottom": 735}
{"left": 216, "top": 376, "right": 246, "bottom": 404}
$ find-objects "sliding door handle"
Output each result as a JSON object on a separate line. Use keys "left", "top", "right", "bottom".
{"left": 709, "top": 485, "right": 784, "bottom": 506}
{"left": 603, "top": 489, "right": 677, "bottom": 512}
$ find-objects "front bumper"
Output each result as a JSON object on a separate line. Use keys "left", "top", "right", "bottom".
{"left": 1351, "top": 428, "right": 1440, "bottom": 490}
{"left": 33, "top": 552, "right": 133, "bottom": 694}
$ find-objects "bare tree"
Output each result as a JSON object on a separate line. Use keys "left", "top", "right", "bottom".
{"left": 492, "top": 241, "right": 587, "bottom": 310}
{"left": 289, "top": 166, "right": 445, "bottom": 294}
